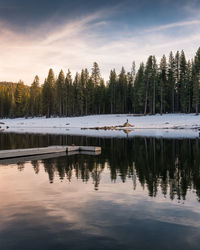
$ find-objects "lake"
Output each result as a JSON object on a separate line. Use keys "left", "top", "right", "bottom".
{"left": 0, "top": 133, "right": 200, "bottom": 250}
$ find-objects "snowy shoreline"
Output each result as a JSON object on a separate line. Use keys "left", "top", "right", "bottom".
{"left": 1, "top": 114, "right": 200, "bottom": 139}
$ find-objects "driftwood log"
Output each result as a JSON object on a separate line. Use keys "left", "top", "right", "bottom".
{"left": 81, "top": 121, "right": 134, "bottom": 131}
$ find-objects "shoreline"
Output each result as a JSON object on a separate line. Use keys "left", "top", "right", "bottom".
{"left": 1, "top": 113, "right": 200, "bottom": 139}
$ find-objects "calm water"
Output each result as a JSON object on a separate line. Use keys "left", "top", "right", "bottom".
{"left": 0, "top": 133, "right": 200, "bottom": 250}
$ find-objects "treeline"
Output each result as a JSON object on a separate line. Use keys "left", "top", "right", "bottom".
{"left": 0, "top": 47, "right": 200, "bottom": 118}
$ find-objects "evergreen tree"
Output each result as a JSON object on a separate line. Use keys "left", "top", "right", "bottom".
{"left": 81, "top": 68, "right": 90, "bottom": 115}
{"left": 127, "top": 71, "right": 134, "bottom": 113}
{"left": 179, "top": 50, "right": 188, "bottom": 112}
{"left": 15, "top": 80, "right": 25, "bottom": 117}
{"left": 152, "top": 56, "right": 158, "bottom": 114}
{"left": 168, "top": 52, "right": 176, "bottom": 113}
{"left": 42, "top": 69, "right": 55, "bottom": 118}
{"left": 175, "top": 51, "right": 180, "bottom": 111}
{"left": 65, "top": 69, "right": 74, "bottom": 116}
{"left": 86, "top": 77, "right": 95, "bottom": 114}
{"left": 108, "top": 69, "right": 117, "bottom": 113}
{"left": 9, "top": 86, "right": 16, "bottom": 117}
{"left": 95, "top": 78, "right": 106, "bottom": 114}
{"left": 159, "top": 55, "right": 167, "bottom": 115}
{"left": 56, "top": 70, "right": 65, "bottom": 116}
{"left": 133, "top": 63, "right": 145, "bottom": 113}
{"left": 91, "top": 62, "right": 101, "bottom": 86}
{"left": 73, "top": 72, "right": 84, "bottom": 115}
{"left": 193, "top": 48, "right": 200, "bottom": 114}
{"left": 186, "top": 60, "right": 192, "bottom": 113}
{"left": 118, "top": 67, "right": 127, "bottom": 113}
{"left": 30, "top": 75, "right": 41, "bottom": 117}
{"left": 144, "top": 56, "right": 157, "bottom": 114}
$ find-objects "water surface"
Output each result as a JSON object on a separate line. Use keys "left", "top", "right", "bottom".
{"left": 0, "top": 133, "right": 200, "bottom": 250}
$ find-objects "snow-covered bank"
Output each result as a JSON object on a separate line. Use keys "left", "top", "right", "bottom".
{"left": 1, "top": 114, "right": 200, "bottom": 139}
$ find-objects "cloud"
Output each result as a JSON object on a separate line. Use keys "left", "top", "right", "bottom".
{"left": 145, "top": 19, "right": 200, "bottom": 32}
{"left": 0, "top": 3, "right": 200, "bottom": 84}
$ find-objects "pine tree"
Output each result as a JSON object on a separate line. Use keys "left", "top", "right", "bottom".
{"left": 91, "top": 62, "right": 101, "bottom": 86}
{"left": 193, "top": 74, "right": 199, "bottom": 115}
{"left": 73, "top": 72, "right": 84, "bottom": 115}
{"left": 168, "top": 52, "right": 176, "bottom": 113}
{"left": 108, "top": 69, "right": 117, "bottom": 113}
{"left": 23, "top": 87, "right": 30, "bottom": 117}
{"left": 159, "top": 55, "right": 167, "bottom": 115}
{"left": 64, "top": 69, "right": 73, "bottom": 116}
{"left": 15, "top": 80, "right": 25, "bottom": 117}
{"left": 95, "top": 78, "right": 106, "bottom": 114}
{"left": 81, "top": 68, "right": 90, "bottom": 115}
{"left": 42, "top": 69, "right": 55, "bottom": 118}
{"left": 30, "top": 75, "right": 41, "bottom": 117}
{"left": 80, "top": 68, "right": 89, "bottom": 115}
{"left": 152, "top": 56, "right": 157, "bottom": 114}
{"left": 193, "top": 48, "right": 200, "bottom": 114}
{"left": 56, "top": 70, "right": 65, "bottom": 116}
{"left": 179, "top": 50, "right": 187, "bottom": 112}
{"left": 127, "top": 71, "right": 134, "bottom": 113}
{"left": 175, "top": 51, "right": 180, "bottom": 111}
{"left": 118, "top": 67, "right": 127, "bottom": 113}
{"left": 144, "top": 56, "right": 156, "bottom": 114}
{"left": 186, "top": 60, "right": 192, "bottom": 113}
{"left": 9, "top": 85, "right": 16, "bottom": 118}
{"left": 133, "top": 63, "right": 145, "bottom": 113}
{"left": 86, "top": 77, "right": 95, "bottom": 114}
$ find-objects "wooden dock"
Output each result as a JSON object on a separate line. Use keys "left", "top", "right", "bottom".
{"left": 0, "top": 146, "right": 101, "bottom": 160}
{"left": 0, "top": 150, "right": 101, "bottom": 165}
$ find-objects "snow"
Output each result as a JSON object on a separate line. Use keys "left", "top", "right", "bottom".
{"left": 1, "top": 114, "right": 200, "bottom": 139}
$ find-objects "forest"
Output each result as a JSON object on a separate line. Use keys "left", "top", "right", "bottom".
{"left": 0, "top": 47, "right": 200, "bottom": 118}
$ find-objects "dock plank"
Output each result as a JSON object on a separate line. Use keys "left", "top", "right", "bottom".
{"left": 0, "top": 145, "right": 101, "bottom": 159}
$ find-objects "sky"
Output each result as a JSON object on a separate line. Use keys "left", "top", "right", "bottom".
{"left": 0, "top": 0, "right": 200, "bottom": 84}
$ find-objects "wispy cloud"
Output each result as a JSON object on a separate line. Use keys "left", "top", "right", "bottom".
{"left": 146, "top": 19, "right": 200, "bottom": 32}
{"left": 0, "top": 3, "right": 200, "bottom": 84}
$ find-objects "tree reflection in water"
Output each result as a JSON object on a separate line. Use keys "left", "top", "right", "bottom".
{"left": 1, "top": 133, "right": 200, "bottom": 201}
